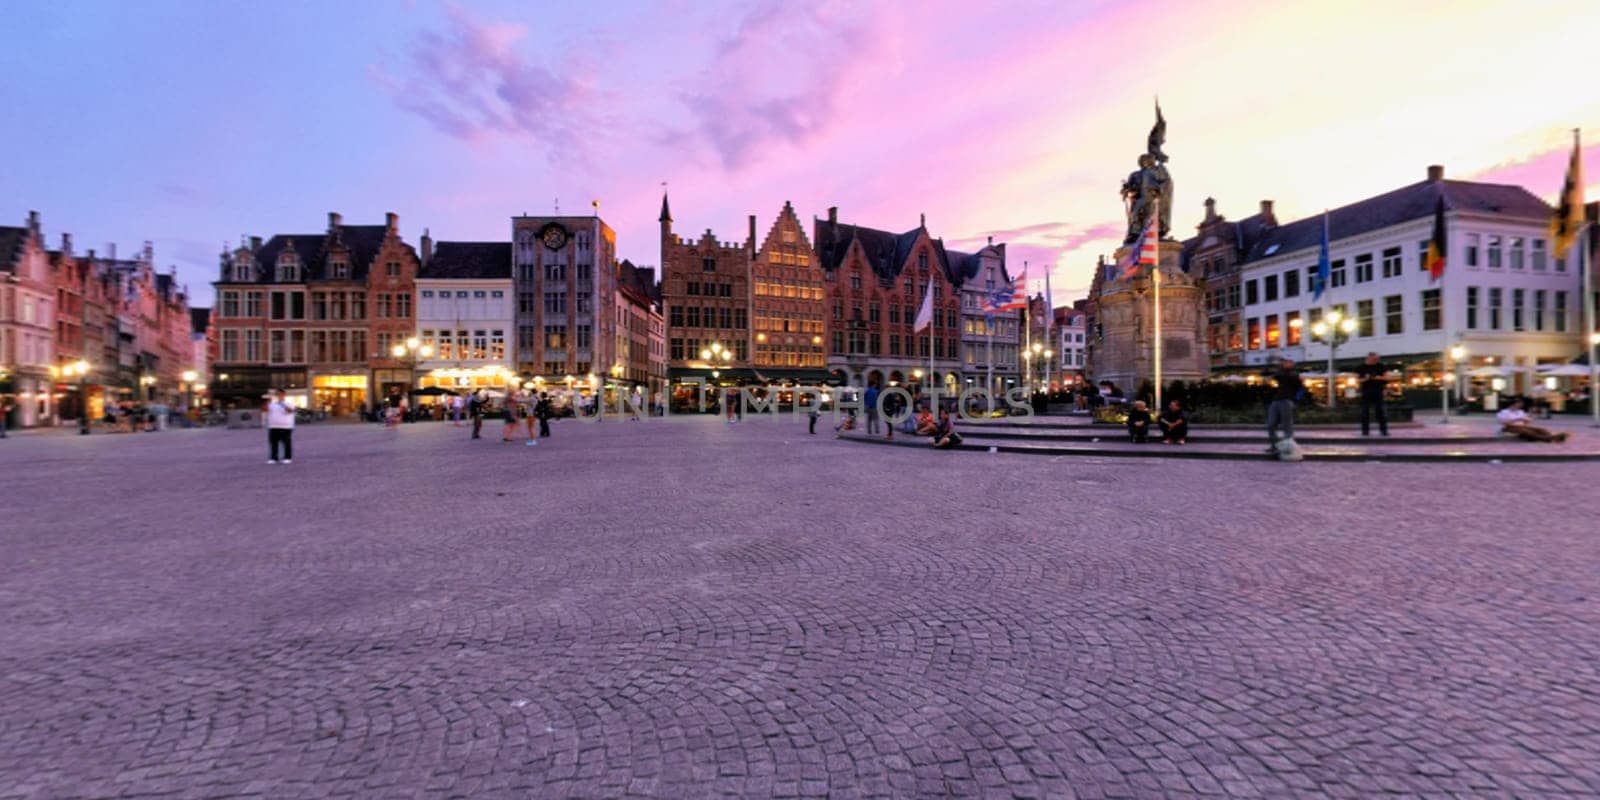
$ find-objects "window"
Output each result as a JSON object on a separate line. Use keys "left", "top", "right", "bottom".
{"left": 1421, "top": 289, "right": 1441, "bottom": 331}
{"left": 311, "top": 292, "right": 327, "bottom": 321}
{"left": 1487, "top": 235, "right": 1502, "bottom": 268}
{"left": 1465, "top": 234, "right": 1480, "bottom": 267}
{"left": 850, "top": 274, "right": 861, "bottom": 290}
{"left": 330, "top": 293, "right": 346, "bottom": 320}
{"left": 669, "top": 306, "right": 683, "bottom": 327}
{"left": 688, "top": 281, "right": 700, "bottom": 296}
{"left": 396, "top": 294, "right": 411, "bottom": 318}
{"left": 221, "top": 329, "right": 239, "bottom": 361}
{"left": 1356, "top": 299, "right": 1374, "bottom": 337}
{"left": 519, "top": 292, "right": 537, "bottom": 313}
{"left": 310, "top": 330, "right": 328, "bottom": 362}
{"left": 544, "top": 326, "right": 564, "bottom": 349}
{"left": 1330, "top": 259, "right": 1347, "bottom": 288}
{"left": 270, "top": 291, "right": 305, "bottom": 321}
{"left": 575, "top": 325, "right": 591, "bottom": 350}
{"left": 1532, "top": 239, "right": 1547, "bottom": 271}
{"left": 1354, "top": 254, "right": 1373, "bottom": 283}
{"left": 330, "top": 259, "right": 349, "bottom": 279}
{"left": 492, "top": 290, "right": 504, "bottom": 299}
{"left": 702, "top": 257, "right": 715, "bottom": 272}
{"left": 245, "top": 292, "right": 263, "bottom": 318}
{"left": 575, "top": 291, "right": 591, "bottom": 313}
{"left": 1419, "top": 240, "right": 1430, "bottom": 272}
{"left": 544, "top": 292, "right": 566, "bottom": 314}
{"left": 1489, "top": 287, "right": 1503, "bottom": 329}
{"left": 386, "top": 260, "right": 401, "bottom": 277}
{"left": 351, "top": 294, "right": 365, "bottom": 319}
{"left": 1466, "top": 287, "right": 1479, "bottom": 330}
{"left": 376, "top": 294, "right": 391, "bottom": 318}
{"left": 1245, "top": 280, "right": 1259, "bottom": 306}
{"left": 1509, "top": 237, "right": 1525, "bottom": 270}
{"left": 270, "top": 330, "right": 287, "bottom": 363}
{"left": 734, "top": 309, "right": 746, "bottom": 329}
{"left": 1512, "top": 289, "right": 1525, "bottom": 331}
{"left": 245, "top": 330, "right": 263, "bottom": 361}
{"left": 1265, "top": 314, "right": 1280, "bottom": 348}
{"left": 1284, "top": 270, "right": 1300, "bottom": 298}
{"left": 1555, "top": 291, "right": 1569, "bottom": 332}
{"left": 376, "top": 332, "right": 392, "bottom": 359}
{"left": 1285, "top": 310, "right": 1302, "bottom": 345}
{"left": 869, "top": 303, "right": 880, "bottom": 324}
{"left": 546, "top": 263, "right": 566, "bottom": 282}
{"left": 670, "top": 338, "right": 683, "bottom": 361}
{"left": 1247, "top": 317, "right": 1261, "bottom": 350}
{"left": 1383, "top": 295, "right": 1403, "bottom": 335}
{"left": 686, "top": 307, "right": 700, "bottom": 327}
{"left": 1264, "top": 275, "right": 1278, "bottom": 302}
{"left": 1534, "top": 289, "right": 1547, "bottom": 331}
{"left": 420, "top": 290, "right": 434, "bottom": 299}
{"left": 220, "top": 291, "right": 240, "bottom": 318}
{"left": 719, "top": 307, "right": 732, "bottom": 329}
{"left": 1381, "top": 247, "right": 1402, "bottom": 278}
{"left": 276, "top": 256, "right": 300, "bottom": 283}
{"left": 721, "top": 283, "right": 732, "bottom": 298}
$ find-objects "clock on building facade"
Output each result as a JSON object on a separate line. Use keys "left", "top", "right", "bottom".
{"left": 540, "top": 224, "right": 568, "bottom": 250}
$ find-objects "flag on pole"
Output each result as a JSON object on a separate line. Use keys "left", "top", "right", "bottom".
{"left": 1117, "top": 214, "right": 1158, "bottom": 281}
{"left": 912, "top": 276, "right": 935, "bottom": 332}
{"left": 1312, "top": 211, "right": 1331, "bottom": 300}
{"left": 999, "top": 265, "right": 1028, "bottom": 310}
{"left": 1552, "top": 129, "right": 1585, "bottom": 259}
{"left": 1424, "top": 196, "right": 1448, "bottom": 281}
{"left": 980, "top": 285, "right": 1010, "bottom": 319}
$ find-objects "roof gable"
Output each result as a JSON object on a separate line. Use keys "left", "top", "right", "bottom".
{"left": 419, "top": 242, "right": 511, "bottom": 280}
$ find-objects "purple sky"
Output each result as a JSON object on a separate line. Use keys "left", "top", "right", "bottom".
{"left": 3, "top": 0, "right": 1596, "bottom": 309}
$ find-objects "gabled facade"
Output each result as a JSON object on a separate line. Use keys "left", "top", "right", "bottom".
{"left": 750, "top": 202, "right": 828, "bottom": 378}
{"left": 0, "top": 212, "right": 56, "bottom": 427}
{"left": 953, "top": 240, "right": 1020, "bottom": 394}
{"left": 211, "top": 212, "right": 418, "bottom": 413}
{"left": 660, "top": 194, "right": 752, "bottom": 386}
{"left": 613, "top": 260, "right": 664, "bottom": 394}
{"left": 1186, "top": 197, "right": 1278, "bottom": 369}
{"left": 813, "top": 207, "right": 964, "bottom": 391}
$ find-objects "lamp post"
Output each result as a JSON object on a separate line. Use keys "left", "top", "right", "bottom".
{"left": 1447, "top": 344, "right": 1467, "bottom": 419}
{"left": 391, "top": 337, "right": 434, "bottom": 418}
{"left": 65, "top": 360, "right": 91, "bottom": 435}
{"left": 700, "top": 342, "right": 731, "bottom": 413}
{"left": 181, "top": 369, "right": 198, "bottom": 416}
{"left": 1309, "top": 310, "right": 1356, "bottom": 407}
{"left": 1043, "top": 348, "right": 1054, "bottom": 393}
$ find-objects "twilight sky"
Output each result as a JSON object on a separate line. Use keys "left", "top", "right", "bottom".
{"left": 3, "top": 0, "right": 1597, "bottom": 309}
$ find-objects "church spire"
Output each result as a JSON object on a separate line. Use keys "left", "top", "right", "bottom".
{"left": 658, "top": 191, "right": 672, "bottom": 224}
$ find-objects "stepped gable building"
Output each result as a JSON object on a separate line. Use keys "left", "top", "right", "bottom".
{"left": 413, "top": 237, "right": 515, "bottom": 399}
{"left": 750, "top": 201, "right": 829, "bottom": 380}
{"left": 813, "top": 207, "right": 965, "bottom": 391}
{"left": 659, "top": 193, "right": 753, "bottom": 389}
{"left": 1218, "top": 165, "right": 1579, "bottom": 394}
{"left": 951, "top": 239, "right": 1019, "bottom": 395}
{"left": 0, "top": 212, "right": 56, "bottom": 427}
{"left": 1186, "top": 197, "right": 1278, "bottom": 369}
{"left": 211, "top": 212, "right": 418, "bottom": 414}
{"left": 614, "top": 259, "right": 665, "bottom": 395}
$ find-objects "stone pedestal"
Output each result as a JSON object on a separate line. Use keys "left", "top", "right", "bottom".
{"left": 1092, "top": 241, "right": 1209, "bottom": 393}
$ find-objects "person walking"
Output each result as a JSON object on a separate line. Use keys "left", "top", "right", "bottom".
{"left": 536, "top": 391, "right": 553, "bottom": 439}
{"left": 883, "top": 389, "right": 903, "bottom": 441}
{"left": 1266, "top": 357, "right": 1303, "bottom": 454}
{"left": 1355, "top": 352, "right": 1389, "bottom": 436}
{"left": 265, "top": 390, "right": 295, "bottom": 464}
{"left": 451, "top": 393, "right": 464, "bottom": 426}
{"left": 467, "top": 391, "right": 485, "bottom": 439}
{"left": 863, "top": 381, "right": 881, "bottom": 436}
{"left": 0, "top": 399, "right": 12, "bottom": 438}
{"left": 500, "top": 397, "right": 519, "bottom": 442}
{"left": 1158, "top": 399, "right": 1188, "bottom": 444}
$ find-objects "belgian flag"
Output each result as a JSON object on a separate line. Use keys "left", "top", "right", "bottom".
{"left": 1551, "top": 129, "right": 1584, "bottom": 259}
{"left": 1424, "top": 196, "right": 1447, "bottom": 281}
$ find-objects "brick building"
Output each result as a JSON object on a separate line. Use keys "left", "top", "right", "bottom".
{"left": 1187, "top": 197, "right": 1278, "bottom": 370}
{"left": 813, "top": 208, "right": 965, "bottom": 391}
{"left": 212, "top": 212, "right": 418, "bottom": 414}
{"left": 750, "top": 202, "right": 829, "bottom": 380}
{"left": 659, "top": 193, "right": 753, "bottom": 394}
{"left": 1, "top": 212, "right": 56, "bottom": 427}
{"left": 511, "top": 213, "right": 619, "bottom": 394}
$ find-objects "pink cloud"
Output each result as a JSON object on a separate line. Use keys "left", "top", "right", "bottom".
{"left": 373, "top": 5, "right": 604, "bottom": 159}
{"left": 669, "top": 0, "right": 900, "bottom": 171}
{"left": 1468, "top": 140, "right": 1599, "bottom": 196}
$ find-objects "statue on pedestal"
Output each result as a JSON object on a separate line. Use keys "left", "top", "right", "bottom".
{"left": 1121, "top": 102, "right": 1173, "bottom": 244}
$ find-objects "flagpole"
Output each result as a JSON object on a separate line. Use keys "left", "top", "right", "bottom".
{"left": 1323, "top": 211, "right": 1335, "bottom": 408}
{"left": 928, "top": 271, "right": 934, "bottom": 401}
{"left": 1153, "top": 196, "right": 1163, "bottom": 412}
{"left": 1440, "top": 204, "right": 1451, "bottom": 424}
{"left": 1586, "top": 221, "right": 1598, "bottom": 427}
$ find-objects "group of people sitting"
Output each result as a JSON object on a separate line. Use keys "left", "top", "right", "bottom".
{"left": 1125, "top": 399, "right": 1189, "bottom": 444}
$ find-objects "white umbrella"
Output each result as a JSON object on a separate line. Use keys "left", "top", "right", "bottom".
{"left": 1467, "top": 366, "right": 1516, "bottom": 377}
{"left": 1536, "top": 364, "right": 1594, "bottom": 377}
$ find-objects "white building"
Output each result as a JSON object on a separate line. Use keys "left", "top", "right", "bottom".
{"left": 1056, "top": 308, "right": 1087, "bottom": 377}
{"left": 414, "top": 239, "right": 516, "bottom": 396}
{"left": 954, "top": 241, "right": 1021, "bottom": 394}
{"left": 1228, "top": 166, "right": 1582, "bottom": 393}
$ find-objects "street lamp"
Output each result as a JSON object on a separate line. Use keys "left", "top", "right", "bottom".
{"left": 1308, "top": 309, "right": 1357, "bottom": 407}
{"left": 1448, "top": 343, "right": 1467, "bottom": 409}
{"left": 64, "top": 360, "right": 91, "bottom": 435}
{"left": 181, "top": 369, "right": 198, "bottom": 416}
{"left": 391, "top": 339, "right": 433, "bottom": 420}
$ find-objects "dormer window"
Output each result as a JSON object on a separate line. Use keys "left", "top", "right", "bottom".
{"left": 918, "top": 253, "right": 928, "bottom": 272}
{"left": 231, "top": 255, "right": 253, "bottom": 282}
{"left": 329, "top": 258, "right": 349, "bottom": 279}
{"left": 276, "top": 252, "right": 301, "bottom": 282}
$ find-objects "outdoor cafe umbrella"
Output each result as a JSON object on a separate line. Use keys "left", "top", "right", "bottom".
{"left": 413, "top": 386, "right": 459, "bottom": 396}
{"left": 1536, "top": 364, "right": 1594, "bottom": 377}
{"left": 1467, "top": 365, "right": 1523, "bottom": 378}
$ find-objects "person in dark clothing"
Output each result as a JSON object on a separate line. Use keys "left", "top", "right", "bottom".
{"left": 1158, "top": 400, "right": 1188, "bottom": 444}
{"left": 1125, "top": 400, "right": 1152, "bottom": 443}
{"left": 1355, "top": 352, "right": 1389, "bottom": 436}
{"left": 536, "top": 392, "right": 553, "bottom": 439}
{"left": 931, "top": 408, "right": 962, "bottom": 449}
{"left": 468, "top": 391, "right": 484, "bottom": 439}
{"left": 1266, "top": 357, "right": 1303, "bottom": 452}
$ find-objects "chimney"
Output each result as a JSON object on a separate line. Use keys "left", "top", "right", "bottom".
{"left": 748, "top": 215, "right": 757, "bottom": 252}
{"left": 250, "top": 236, "right": 262, "bottom": 251}
{"left": 143, "top": 241, "right": 154, "bottom": 263}
{"left": 827, "top": 206, "right": 837, "bottom": 224}
{"left": 1204, "top": 197, "right": 1217, "bottom": 222}
{"left": 1259, "top": 199, "right": 1274, "bottom": 217}
{"left": 385, "top": 211, "right": 398, "bottom": 232}
{"left": 61, "top": 233, "right": 72, "bottom": 256}
{"left": 108, "top": 242, "right": 117, "bottom": 261}
{"left": 27, "top": 210, "right": 39, "bottom": 235}
{"left": 1427, "top": 164, "right": 1444, "bottom": 182}
{"left": 328, "top": 211, "right": 342, "bottom": 232}
{"left": 421, "top": 228, "right": 433, "bottom": 265}
{"left": 987, "top": 235, "right": 993, "bottom": 246}
{"left": 919, "top": 213, "right": 926, "bottom": 229}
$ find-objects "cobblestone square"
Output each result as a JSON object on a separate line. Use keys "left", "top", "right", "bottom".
{"left": 3, "top": 418, "right": 1600, "bottom": 797}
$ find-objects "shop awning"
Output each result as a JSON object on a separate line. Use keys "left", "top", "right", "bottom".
{"left": 668, "top": 367, "right": 760, "bottom": 382}
{"left": 751, "top": 368, "right": 840, "bottom": 384}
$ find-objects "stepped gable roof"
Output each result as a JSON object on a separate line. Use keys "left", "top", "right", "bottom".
{"left": 1243, "top": 179, "right": 1549, "bottom": 264}
{"left": 815, "top": 218, "right": 966, "bottom": 287}
{"left": 419, "top": 242, "right": 511, "bottom": 280}
{"left": 0, "top": 226, "right": 26, "bottom": 271}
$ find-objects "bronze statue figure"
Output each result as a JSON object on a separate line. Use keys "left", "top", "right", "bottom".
{"left": 1122, "top": 101, "right": 1174, "bottom": 244}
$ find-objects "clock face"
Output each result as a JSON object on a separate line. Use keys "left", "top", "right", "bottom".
{"left": 541, "top": 226, "right": 568, "bottom": 250}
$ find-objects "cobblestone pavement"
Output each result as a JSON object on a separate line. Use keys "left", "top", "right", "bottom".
{"left": 3, "top": 417, "right": 1600, "bottom": 798}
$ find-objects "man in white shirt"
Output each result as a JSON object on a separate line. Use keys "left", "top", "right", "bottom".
{"left": 265, "top": 390, "right": 297, "bottom": 463}
{"left": 1496, "top": 399, "right": 1566, "bottom": 442}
